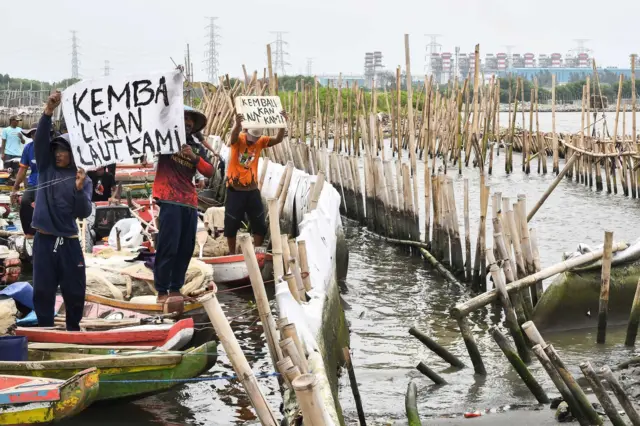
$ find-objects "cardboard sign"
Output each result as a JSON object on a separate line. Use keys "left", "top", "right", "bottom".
{"left": 62, "top": 70, "right": 185, "bottom": 170}
{"left": 234, "top": 96, "right": 286, "bottom": 129}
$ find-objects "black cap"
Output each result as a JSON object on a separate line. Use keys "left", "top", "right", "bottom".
{"left": 50, "top": 134, "right": 72, "bottom": 152}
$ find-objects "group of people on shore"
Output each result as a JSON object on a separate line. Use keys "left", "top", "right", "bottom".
{"left": 3, "top": 91, "right": 287, "bottom": 331}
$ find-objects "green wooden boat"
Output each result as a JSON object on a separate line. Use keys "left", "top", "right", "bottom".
{"left": 0, "top": 341, "right": 217, "bottom": 402}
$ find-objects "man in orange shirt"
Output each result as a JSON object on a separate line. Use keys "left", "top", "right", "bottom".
{"left": 225, "top": 111, "right": 287, "bottom": 254}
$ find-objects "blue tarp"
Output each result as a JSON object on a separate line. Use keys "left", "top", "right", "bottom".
{"left": 0, "top": 282, "right": 33, "bottom": 309}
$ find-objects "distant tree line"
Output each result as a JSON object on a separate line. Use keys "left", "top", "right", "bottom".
{"left": 0, "top": 74, "right": 80, "bottom": 91}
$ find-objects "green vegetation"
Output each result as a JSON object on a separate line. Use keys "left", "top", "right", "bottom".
{"left": 0, "top": 74, "right": 80, "bottom": 91}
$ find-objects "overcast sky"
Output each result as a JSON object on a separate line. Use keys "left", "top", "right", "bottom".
{"left": 5, "top": 0, "right": 640, "bottom": 83}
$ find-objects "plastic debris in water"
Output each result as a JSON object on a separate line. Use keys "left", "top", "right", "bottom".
{"left": 464, "top": 411, "right": 482, "bottom": 418}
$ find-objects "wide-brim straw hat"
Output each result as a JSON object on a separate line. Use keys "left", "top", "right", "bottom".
{"left": 184, "top": 106, "right": 207, "bottom": 134}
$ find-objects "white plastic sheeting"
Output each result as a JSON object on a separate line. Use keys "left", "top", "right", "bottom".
{"left": 260, "top": 155, "right": 342, "bottom": 426}
{"left": 215, "top": 148, "right": 344, "bottom": 424}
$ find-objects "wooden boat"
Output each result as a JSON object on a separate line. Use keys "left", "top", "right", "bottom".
{"left": 15, "top": 318, "right": 194, "bottom": 351}
{"left": 82, "top": 294, "right": 215, "bottom": 348}
{"left": 85, "top": 293, "right": 204, "bottom": 316}
{"left": 0, "top": 341, "right": 217, "bottom": 402}
{"left": 0, "top": 368, "right": 99, "bottom": 425}
{"left": 201, "top": 251, "right": 273, "bottom": 286}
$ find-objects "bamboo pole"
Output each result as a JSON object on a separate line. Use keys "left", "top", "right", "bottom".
{"left": 292, "top": 374, "right": 329, "bottom": 426}
{"left": 490, "top": 264, "right": 531, "bottom": 363}
{"left": 297, "top": 240, "right": 313, "bottom": 292}
{"left": 532, "top": 345, "right": 589, "bottom": 426}
{"left": 490, "top": 327, "right": 548, "bottom": 404}
{"left": 600, "top": 365, "right": 640, "bottom": 425}
{"left": 451, "top": 241, "right": 628, "bottom": 318}
{"left": 239, "top": 234, "right": 283, "bottom": 365}
{"left": 343, "top": 348, "right": 367, "bottom": 426}
{"left": 199, "top": 293, "right": 278, "bottom": 426}
{"left": 544, "top": 344, "right": 603, "bottom": 426}
{"left": 580, "top": 362, "right": 627, "bottom": 426}
{"left": 280, "top": 337, "right": 308, "bottom": 374}
{"left": 282, "top": 235, "right": 291, "bottom": 274}
{"left": 597, "top": 231, "right": 613, "bottom": 344}
{"left": 416, "top": 362, "right": 446, "bottom": 385}
{"left": 464, "top": 178, "right": 472, "bottom": 283}
{"left": 527, "top": 153, "right": 580, "bottom": 222}
{"left": 409, "top": 327, "right": 465, "bottom": 368}
{"left": 405, "top": 382, "right": 420, "bottom": 426}
{"left": 552, "top": 74, "right": 559, "bottom": 174}
{"left": 276, "top": 356, "right": 294, "bottom": 388}
{"left": 268, "top": 198, "right": 285, "bottom": 279}
{"left": 284, "top": 273, "right": 301, "bottom": 304}
{"left": 625, "top": 278, "right": 640, "bottom": 347}
{"left": 457, "top": 316, "right": 486, "bottom": 375}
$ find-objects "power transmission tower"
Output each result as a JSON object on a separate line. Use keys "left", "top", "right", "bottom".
{"left": 71, "top": 30, "right": 80, "bottom": 79}
{"left": 204, "top": 17, "right": 220, "bottom": 83}
{"left": 104, "top": 60, "right": 111, "bottom": 77}
{"left": 424, "top": 34, "right": 442, "bottom": 75}
{"left": 270, "top": 32, "right": 290, "bottom": 76}
{"left": 306, "top": 58, "right": 313, "bottom": 76}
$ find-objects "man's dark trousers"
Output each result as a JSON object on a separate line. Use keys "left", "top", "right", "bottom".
{"left": 32, "top": 232, "right": 86, "bottom": 331}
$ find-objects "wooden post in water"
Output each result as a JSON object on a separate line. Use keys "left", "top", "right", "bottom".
{"left": 451, "top": 241, "right": 628, "bottom": 317}
{"left": 526, "top": 153, "right": 579, "bottom": 222}
{"left": 544, "top": 344, "right": 603, "bottom": 426}
{"left": 529, "top": 228, "right": 543, "bottom": 306}
{"left": 600, "top": 365, "right": 640, "bottom": 425}
{"left": 409, "top": 327, "right": 465, "bottom": 368}
{"left": 552, "top": 74, "right": 559, "bottom": 174}
{"left": 490, "top": 264, "right": 531, "bottom": 363}
{"left": 464, "top": 178, "right": 472, "bottom": 283}
{"left": 597, "top": 231, "right": 613, "bottom": 344}
{"left": 280, "top": 337, "right": 308, "bottom": 374}
{"left": 343, "top": 348, "right": 367, "bottom": 426}
{"left": 625, "top": 278, "right": 640, "bottom": 346}
{"left": 416, "top": 362, "right": 447, "bottom": 385}
{"left": 457, "top": 316, "right": 486, "bottom": 375}
{"left": 532, "top": 346, "right": 589, "bottom": 426}
{"left": 405, "top": 381, "right": 420, "bottom": 426}
{"left": 490, "top": 327, "right": 548, "bottom": 403}
{"left": 580, "top": 362, "right": 627, "bottom": 426}
{"left": 199, "top": 293, "right": 278, "bottom": 426}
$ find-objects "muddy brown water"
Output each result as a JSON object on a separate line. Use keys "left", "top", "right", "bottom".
{"left": 56, "top": 111, "right": 640, "bottom": 424}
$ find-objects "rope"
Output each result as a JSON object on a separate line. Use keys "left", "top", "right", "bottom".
{"left": 100, "top": 371, "right": 280, "bottom": 384}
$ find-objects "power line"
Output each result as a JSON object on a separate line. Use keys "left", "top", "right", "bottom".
{"left": 204, "top": 17, "right": 220, "bottom": 83}
{"left": 270, "top": 32, "right": 290, "bottom": 76}
{"left": 71, "top": 30, "right": 80, "bottom": 79}
{"left": 104, "top": 60, "right": 111, "bottom": 77}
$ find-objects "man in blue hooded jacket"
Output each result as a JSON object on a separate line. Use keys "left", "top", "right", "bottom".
{"left": 32, "top": 91, "right": 93, "bottom": 331}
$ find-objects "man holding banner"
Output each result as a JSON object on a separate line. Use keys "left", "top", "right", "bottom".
{"left": 152, "top": 105, "right": 213, "bottom": 306}
{"left": 224, "top": 110, "right": 287, "bottom": 254}
{"left": 31, "top": 91, "right": 93, "bottom": 332}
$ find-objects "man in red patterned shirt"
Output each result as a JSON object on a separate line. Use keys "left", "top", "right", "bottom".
{"left": 152, "top": 106, "right": 213, "bottom": 305}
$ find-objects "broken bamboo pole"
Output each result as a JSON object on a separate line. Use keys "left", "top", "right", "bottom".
{"left": 451, "top": 241, "right": 628, "bottom": 318}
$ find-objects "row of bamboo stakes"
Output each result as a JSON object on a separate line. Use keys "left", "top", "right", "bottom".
{"left": 195, "top": 39, "right": 640, "bottom": 424}
{"left": 197, "top": 194, "right": 340, "bottom": 425}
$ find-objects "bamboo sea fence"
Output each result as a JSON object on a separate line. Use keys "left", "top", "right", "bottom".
{"left": 199, "top": 42, "right": 638, "bottom": 292}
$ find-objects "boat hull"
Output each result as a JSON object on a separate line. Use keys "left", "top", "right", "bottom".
{"left": 15, "top": 319, "right": 194, "bottom": 350}
{"left": 0, "top": 342, "right": 216, "bottom": 402}
{"left": 202, "top": 252, "right": 272, "bottom": 286}
{"left": 0, "top": 368, "right": 99, "bottom": 425}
